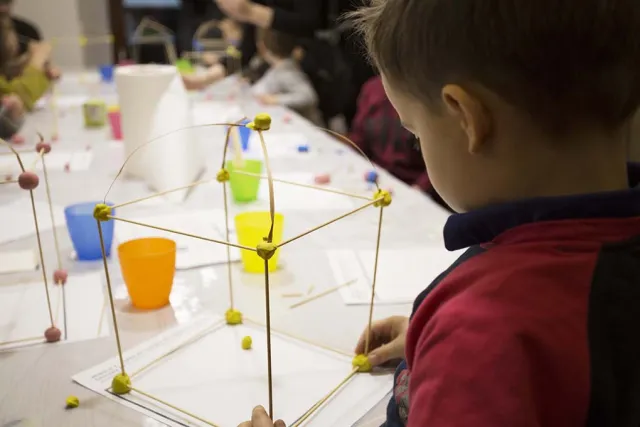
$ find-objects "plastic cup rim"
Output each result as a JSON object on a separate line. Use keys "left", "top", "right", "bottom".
{"left": 118, "top": 237, "right": 177, "bottom": 259}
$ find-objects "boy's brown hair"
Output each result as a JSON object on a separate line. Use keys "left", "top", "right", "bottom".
{"left": 351, "top": 0, "right": 640, "bottom": 134}
{"left": 257, "top": 28, "right": 297, "bottom": 59}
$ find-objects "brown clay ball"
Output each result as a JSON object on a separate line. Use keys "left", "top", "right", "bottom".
{"left": 45, "top": 326, "right": 62, "bottom": 343}
{"left": 35, "top": 142, "right": 52, "bottom": 154}
{"left": 53, "top": 269, "right": 68, "bottom": 285}
{"left": 18, "top": 171, "right": 39, "bottom": 190}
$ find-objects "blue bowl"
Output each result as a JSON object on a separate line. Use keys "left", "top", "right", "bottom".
{"left": 65, "top": 202, "right": 115, "bottom": 261}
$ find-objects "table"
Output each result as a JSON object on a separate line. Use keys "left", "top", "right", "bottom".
{"left": 0, "top": 72, "right": 451, "bottom": 427}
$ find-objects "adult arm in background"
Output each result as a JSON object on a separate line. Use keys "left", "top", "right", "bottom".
{"left": 216, "top": 0, "right": 324, "bottom": 35}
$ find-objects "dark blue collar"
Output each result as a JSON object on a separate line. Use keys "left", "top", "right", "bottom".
{"left": 444, "top": 163, "right": 640, "bottom": 251}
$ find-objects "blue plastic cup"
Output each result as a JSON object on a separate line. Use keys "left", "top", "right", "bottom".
{"left": 227, "top": 119, "right": 251, "bottom": 151}
{"left": 65, "top": 202, "right": 115, "bottom": 261}
{"left": 99, "top": 64, "right": 114, "bottom": 83}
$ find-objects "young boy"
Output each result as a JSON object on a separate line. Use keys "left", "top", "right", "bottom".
{"left": 240, "top": 0, "right": 640, "bottom": 426}
{"left": 350, "top": 75, "right": 449, "bottom": 207}
{"left": 251, "top": 28, "right": 322, "bottom": 125}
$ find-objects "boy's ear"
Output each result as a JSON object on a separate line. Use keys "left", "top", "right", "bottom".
{"left": 441, "top": 84, "right": 491, "bottom": 154}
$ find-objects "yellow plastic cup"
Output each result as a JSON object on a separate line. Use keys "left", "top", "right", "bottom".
{"left": 235, "top": 212, "right": 284, "bottom": 273}
{"left": 118, "top": 238, "right": 177, "bottom": 309}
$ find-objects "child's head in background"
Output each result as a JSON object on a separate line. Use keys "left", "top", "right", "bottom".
{"left": 353, "top": 1, "right": 640, "bottom": 213}
{"left": 256, "top": 29, "right": 298, "bottom": 64}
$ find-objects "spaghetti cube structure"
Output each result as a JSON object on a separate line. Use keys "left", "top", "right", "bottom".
{"left": 0, "top": 136, "right": 66, "bottom": 349}
{"left": 95, "top": 113, "right": 391, "bottom": 426}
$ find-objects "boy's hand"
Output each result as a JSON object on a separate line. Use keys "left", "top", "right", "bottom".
{"left": 257, "top": 93, "right": 278, "bottom": 105}
{"left": 354, "top": 316, "right": 409, "bottom": 366}
{"left": 238, "top": 406, "right": 286, "bottom": 427}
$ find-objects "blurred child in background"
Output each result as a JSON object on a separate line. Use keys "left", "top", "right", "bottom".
{"left": 251, "top": 28, "right": 322, "bottom": 125}
{"left": 0, "top": 0, "right": 56, "bottom": 111}
{"left": 349, "top": 75, "right": 447, "bottom": 207}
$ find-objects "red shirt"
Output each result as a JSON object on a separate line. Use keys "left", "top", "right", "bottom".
{"left": 396, "top": 173, "right": 640, "bottom": 427}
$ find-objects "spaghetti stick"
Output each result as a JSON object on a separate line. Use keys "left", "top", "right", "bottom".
{"left": 230, "top": 170, "right": 371, "bottom": 201}
{"left": 107, "top": 215, "right": 255, "bottom": 252}
{"left": 230, "top": 125, "right": 244, "bottom": 167}
{"left": 289, "top": 279, "right": 357, "bottom": 309}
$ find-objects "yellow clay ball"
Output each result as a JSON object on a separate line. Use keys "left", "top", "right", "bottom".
{"left": 242, "top": 336, "right": 252, "bottom": 350}
{"left": 65, "top": 395, "right": 80, "bottom": 409}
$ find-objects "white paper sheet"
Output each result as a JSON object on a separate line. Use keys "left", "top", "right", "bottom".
{"left": 248, "top": 132, "right": 315, "bottom": 158}
{"left": 259, "top": 173, "right": 355, "bottom": 211}
{"left": 115, "top": 210, "right": 240, "bottom": 270}
{"left": 116, "top": 65, "right": 205, "bottom": 204}
{"left": 73, "top": 315, "right": 392, "bottom": 427}
{"left": 0, "top": 272, "right": 109, "bottom": 350}
{"left": 327, "top": 248, "right": 465, "bottom": 305}
{"left": 0, "top": 199, "right": 65, "bottom": 245}
{"left": 0, "top": 151, "right": 94, "bottom": 173}
{"left": 0, "top": 249, "right": 38, "bottom": 274}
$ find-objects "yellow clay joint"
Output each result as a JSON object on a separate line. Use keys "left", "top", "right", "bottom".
{"left": 93, "top": 203, "right": 112, "bottom": 221}
{"left": 111, "top": 373, "right": 131, "bottom": 395}
{"left": 373, "top": 189, "right": 392, "bottom": 208}
{"left": 216, "top": 168, "right": 230, "bottom": 182}
{"left": 352, "top": 354, "right": 372, "bottom": 373}
{"left": 226, "top": 308, "right": 243, "bottom": 325}
{"left": 256, "top": 241, "right": 278, "bottom": 260}
{"left": 246, "top": 113, "right": 271, "bottom": 131}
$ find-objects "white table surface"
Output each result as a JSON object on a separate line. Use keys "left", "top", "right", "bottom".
{"left": 0, "top": 72, "right": 452, "bottom": 427}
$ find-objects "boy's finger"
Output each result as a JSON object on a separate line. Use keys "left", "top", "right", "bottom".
{"left": 368, "top": 340, "right": 402, "bottom": 366}
{"left": 251, "top": 406, "right": 272, "bottom": 426}
{"left": 274, "top": 420, "right": 286, "bottom": 427}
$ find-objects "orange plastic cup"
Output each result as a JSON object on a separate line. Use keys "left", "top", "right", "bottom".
{"left": 118, "top": 237, "right": 177, "bottom": 309}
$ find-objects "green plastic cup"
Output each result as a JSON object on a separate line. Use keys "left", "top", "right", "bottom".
{"left": 226, "top": 159, "right": 263, "bottom": 203}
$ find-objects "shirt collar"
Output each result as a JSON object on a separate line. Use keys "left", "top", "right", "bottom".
{"left": 443, "top": 163, "right": 640, "bottom": 250}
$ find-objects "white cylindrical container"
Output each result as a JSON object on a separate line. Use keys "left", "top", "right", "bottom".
{"left": 115, "top": 65, "right": 204, "bottom": 201}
